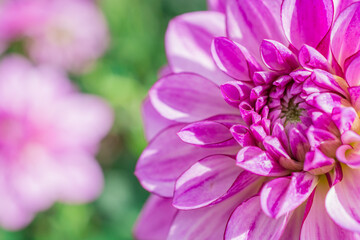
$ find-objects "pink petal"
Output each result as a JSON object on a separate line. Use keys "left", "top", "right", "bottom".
{"left": 0, "top": 182, "right": 34, "bottom": 230}
{"left": 177, "top": 121, "right": 233, "bottom": 146}
{"left": 236, "top": 146, "right": 290, "bottom": 176}
{"left": 149, "top": 73, "right": 237, "bottom": 122}
{"left": 345, "top": 51, "right": 360, "bottom": 87}
{"left": 279, "top": 204, "right": 306, "bottom": 240}
{"left": 135, "top": 124, "right": 238, "bottom": 197}
{"left": 52, "top": 94, "right": 113, "bottom": 152}
{"left": 169, "top": 187, "right": 261, "bottom": 240}
{"left": 56, "top": 152, "right": 104, "bottom": 203}
{"left": 207, "top": 0, "right": 226, "bottom": 13}
{"left": 212, "top": 37, "right": 261, "bottom": 80}
{"left": 230, "top": 124, "right": 256, "bottom": 147}
{"left": 260, "top": 172, "right": 318, "bottom": 218}
{"left": 326, "top": 166, "right": 360, "bottom": 233}
{"left": 134, "top": 195, "right": 178, "bottom": 240}
{"left": 289, "top": 128, "right": 310, "bottom": 162}
{"left": 260, "top": 39, "right": 298, "bottom": 72}
{"left": 331, "top": 107, "right": 357, "bottom": 134}
{"left": 334, "top": 0, "right": 359, "bottom": 17}
{"left": 225, "top": 196, "right": 290, "bottom": 240}
{"left": 304, "top": 148, "right": 335, "bottom": 175}
{"left": 349, "top": 86, "right": 360, "bottom": 112}
{"left": 220, "top": 81, "right": 253, "bottom": 107}
{"left": 281, "top": 0, "right": 334, "bottom": 49}
{"left": 306, "top": 92, "right": 344, "bottom": 114}
{"left": 142, "top": 97, "right": 178, "bottom": 142}
{"left": 165, "top": 11, "right": 232, "bottom": 85}
{"left": 301, "top": 180, "right": 358, "bottom": 239}
{"left": 331, "top": 2, "right": 360, "bottom": 68}
{"left": 310, "top": 69, "right": 348, "bottom": 97}
{"left": 173, "top": 155, "right": 261, "bottom": 209}
{"left": 226, "top": 0, "right": 287, "bottom": 62}
{"left": 298, "top": 45, "right": 331, "bottom": 71}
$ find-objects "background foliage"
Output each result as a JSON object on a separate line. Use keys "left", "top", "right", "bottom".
{"left": 0, "top": 0, "right": 205, "bottom": 239}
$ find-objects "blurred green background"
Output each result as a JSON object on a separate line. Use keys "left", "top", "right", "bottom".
{"left": 0, "top": 0, "right": 206, "bottom": 239}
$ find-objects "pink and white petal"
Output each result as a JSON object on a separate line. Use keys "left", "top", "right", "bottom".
{"left": 345, "top": 51, "right": 360, "bottom": 87}
{"left": 142, "top": 97, "right": 178, "bottom": 142}
{"left": 52, "top": 95, "right": 113, "bottom": 151}
{"left": 212, "top": 37, "right": 261, "bottom": 80}
{"left": 177, "top": 120, "right": 233, "bottom": 146}
{"left": 281, "top": 0, "right": 334, "bottom": 49}
{"left": 300, "top": 179, "right": 359, "bottom": 240}
{"left": 225, "top": 196, "right": 290, "bottom": 240}
{"left": 279, "top": 203, "right": 306, "bottom": 240}
{"left": 260, "top": 172, "right": 318, "bottom": 218}
{"left": 134, "top": 195, "right": 178, "bottom": 240}
{"left": 135, "top": 124, "right": 238, "bottom": 197}
{"left": 326, "top": 166, "right": 360, "bottom": 233}
{"left": 173, "top": 155, "right": 260, "bottom": 209}
{"left": 0, "top": 166, "right": 35, "bottom": 230}
{"left": 226, "top": 0, "right": 287, "bottom": 62}
{"left": 331, "top": 2, "right": 360, "bottom": 68}
{"left": 334, "top": 0, "right": 359, "bottom": 17}
{"left": 207, "top": 0, "right": 226, "bottom": 13}
{"left": 165, "top": 11, "right": 232, "bottom": 85}
{"left": 169, "top": 184, "right": 262, "bottom": 240}
{"left": 298, "top": 45, "right": 331, "bottom": 71}
{"left": 56, "top": 152, "right": 104, "bottom": 203}
{"left": 8, "top": 147, "right": 59, "bottom": 212}
{"left": 336, "top": 145, "right": 360, "bottom": 168}
{"left": 0, "top": 192, "right": 34, "bottom": 231}
{"left": 237, "top": 146, "right": 290, "bottom": 176}
{"left": 149, "top": 73, "right": 237, "bottom": 122}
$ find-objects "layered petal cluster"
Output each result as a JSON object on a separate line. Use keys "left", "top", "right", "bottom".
{"left": 0, "top": 0, "right": 108, "bottom": 72}
{"left": 0, "top": 56, "right": 113, "bottom": 230}
{"left": 135, "top": 0, "right": 360, "bottom": 239}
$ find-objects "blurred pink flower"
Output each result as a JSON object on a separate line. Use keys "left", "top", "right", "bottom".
{"left": 0, "top": 0, "right": 108, "bottom": 73}
{"left": 0, "top": 55, "right": 112, "bottom": 230}
{"left": 135, "top": 0, "right": 360, "bottom": 239}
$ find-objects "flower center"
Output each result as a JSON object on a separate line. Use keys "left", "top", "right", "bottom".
{"left": 281, "top": 98, "right": 304, "bottom": 125}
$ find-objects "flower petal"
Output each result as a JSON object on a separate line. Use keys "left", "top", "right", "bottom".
{"left": 326, "top": 166, "right": 360, "bottom": 233}
{"left": 260, "top": 172, "right": 318, "bottom": 218}
{"left": 134, "top": 195, "right": 178, "bottom": 240}
{"left": 281, "top": 0, "right": 334, "bottom": 49}
{"left": 169, "top": 187, "right": 261, "bottom": 240}
{"left": 304, "top": 148, "right": 335, "bottom": 175}
{"left": 260, "top": 40, "right": 298, "bottom": 72}
{"left": 177, "top": 121, "right": 233, "bottom": 146}
{"left": 149, "top": 73, "right": 237, "bottom": 122}
{"left": 207, "top": 0, "right": 226, "bottom": 13}
{"left": 279, "top": 203, "right": 306, "bottom": 240}
{"left": 173, "top": 155, "right": 261, "bottom": 209}
{"left": 142, "top": 97, "right": 178, "bottom": 141}
{"left": 135, "top": 124, "right": 238, "bottom": 197}
{"left": 225, "top": 196, "right": 290, "bottom": 240}
{"left": 212, "top": 37, "right": 261, "bottom": 80}
{"left": 236, "top": 146, "right": 290, "bottom": 176}
{"left": 165, "top": 12, "right": 232, "bottom": 85}
{"left": 331, "top": 2, "right": 360, "bottom": 68}
{"left": 301, "top": 179, "right": 358, "bottom": 240}
{"left": 226, "top": 0, "right": 287, "bottom": 62}
{"left": 345, "top": 50, "right": 360, "bottom": 87}
{"left": 298, "top": 45, "right": 331, "bottom": 71}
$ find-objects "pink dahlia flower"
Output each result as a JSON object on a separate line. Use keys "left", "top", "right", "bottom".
{"left": 0, "top": 55, "right": 112, "bottom": 230}
{"left": 135, "top": 0, "right": 360, "bottom": 239}
{"left": 0, "top": 0, "right": 108, "bottom": 73}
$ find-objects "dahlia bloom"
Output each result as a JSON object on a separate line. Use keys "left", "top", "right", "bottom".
{"left": 0, "top": 55, "right": 112, "bottom": 230}
{"left": 0, "top": 0, "right": 108, "bottom": 73}
{"left": 135, "top": 0, "right": 360, "bottom": 239}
